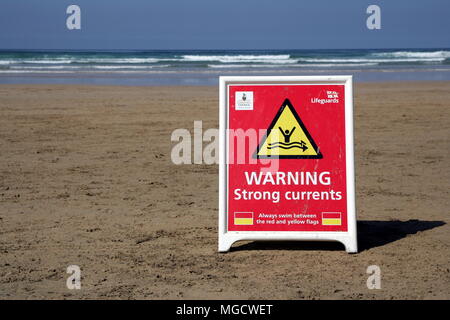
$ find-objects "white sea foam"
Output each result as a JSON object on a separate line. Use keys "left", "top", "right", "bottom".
{"left": 299, "top": 57, "right": 445, "bottom": 63}
{"left": 1, "top": 50, "right": 449, "bottom": 76}
{"left": 1, "top": 51, "right": 448, "bottom": 68}
{"left": 11, "top": 65, "right": 80, "bottom": 69}
{"left": 74, "top": 58, "right": 162, "bottom": 64}
{"left": 372, "top": 50, "right": 450, "bottom": 59}
{"left": 299, "top": 63, "right": 379, "bottom": 67}
{"left": 208, "top": 62, "right": 379, "bottom": 68}
{"left": 90, "top": 65, "right": 170, "bottom": 69}
{"left": 208, "top": 64, "right": 295, "bottom": 68}
{"left": 0, "top": 57, "right": 168, "bottom": 65}
{"left": 0, "top": 55, "right": 297, "bottom": 65}
{"left": 10, "top": 65, "right": 170, "bottom": 70}
{"left": 181, "top": 54, "right": 297, "bottom": 64}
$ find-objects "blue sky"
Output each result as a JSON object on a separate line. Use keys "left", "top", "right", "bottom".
{"left": 0, "top": 0, "right": 449, "bottom": 50}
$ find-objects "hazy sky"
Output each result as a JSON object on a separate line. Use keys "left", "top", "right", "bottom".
{"left": 0, "top": 0, "right": 449, "bottom": 50}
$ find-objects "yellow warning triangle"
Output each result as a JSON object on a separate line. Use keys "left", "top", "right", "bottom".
{"left": 254, "top": 99, "right": 322, "bottom": 159}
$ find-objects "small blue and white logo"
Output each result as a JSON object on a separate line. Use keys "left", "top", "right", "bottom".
{"left": 235, "top": 91, "right": 254, "bottom": 110}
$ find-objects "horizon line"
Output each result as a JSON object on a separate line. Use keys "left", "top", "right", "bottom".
{"left": 0, "top": 47, "right": 449, "bottom": 52}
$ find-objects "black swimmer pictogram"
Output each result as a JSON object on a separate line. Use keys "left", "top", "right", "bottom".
{"left": 254, "top": 98, "right": 322, "bottom": 159}
{"left": 265, "top": 126, "right": 308, "bottom": 151}
{"left": 279, "top": 126, "right": 295, "bottom": 143}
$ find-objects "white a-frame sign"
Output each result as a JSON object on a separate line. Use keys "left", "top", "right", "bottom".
{"left": 219, "top": 76, "right": 357, "bottom": 253}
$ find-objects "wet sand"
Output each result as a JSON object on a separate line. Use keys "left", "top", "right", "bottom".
{"left": 0, "top": 82, "right": 449, "bottom": 299}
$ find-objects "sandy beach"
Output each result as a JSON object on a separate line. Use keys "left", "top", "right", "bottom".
{"left": 0, "top": 82, "right": 449, "bottom": 299}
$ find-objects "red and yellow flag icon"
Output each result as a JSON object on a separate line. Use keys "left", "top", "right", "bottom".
{"left": 234, "top": 212, "right": 254, "bottom": 225}
{"left": 322, "top": 212, "right": 342, "bottom": 226}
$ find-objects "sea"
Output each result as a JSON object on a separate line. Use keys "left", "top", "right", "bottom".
{"left": 0, "top": 49, "right": 449, "bottom": 85}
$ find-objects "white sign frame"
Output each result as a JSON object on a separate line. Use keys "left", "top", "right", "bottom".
{"left": 218, "top": 75, "right": 357, "bottom": 253}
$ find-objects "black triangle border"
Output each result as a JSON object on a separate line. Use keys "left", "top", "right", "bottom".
{"left": 253, "top": 98, "right": 323, "bottom": 159}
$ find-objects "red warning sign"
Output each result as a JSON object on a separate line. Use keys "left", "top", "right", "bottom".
{"left": 219, "top": 76, "right": 357, "bottom": 253}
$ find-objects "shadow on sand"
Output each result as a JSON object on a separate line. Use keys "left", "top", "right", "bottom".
{"left": 231, "top": 219, "right": 445, "bottom": 252}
